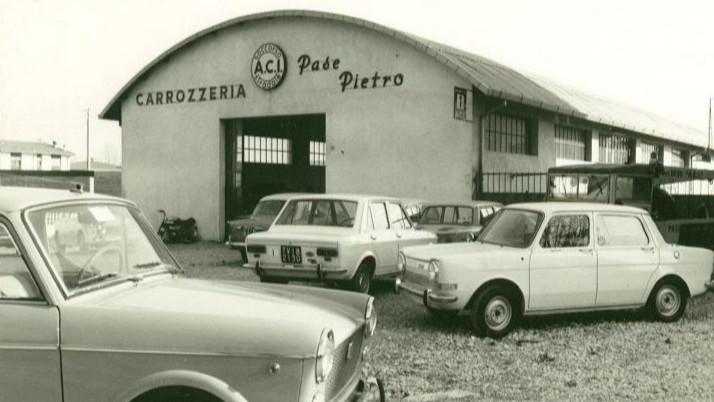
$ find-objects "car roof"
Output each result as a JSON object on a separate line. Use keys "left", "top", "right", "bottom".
{"left": 423, "top": 200, "right": 503, "bottom": 208}
{"left": 259, "top": 193, "right": 310, "bottom": 201}
{"left": 1, "top": 186, "right": 131, "bottom": 214}
{"left": 283, "top": 193, "right": 401, "bottom": 202}
{"left": 506, "top": 201, "right": 646, "bottom": 214}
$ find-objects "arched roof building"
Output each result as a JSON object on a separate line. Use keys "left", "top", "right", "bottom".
{"left": 100, "top": 10, "right": 708, "bottom": 240}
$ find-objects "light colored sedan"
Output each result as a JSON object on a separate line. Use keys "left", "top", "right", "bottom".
{"left": 396, "top": 202, "right": 714, "bottom": 338}
{"left": 0, "top": 186, "right": 383, "bottom": 402}
{"left": 245, "top": 194, "right": 437, "bottom": 293}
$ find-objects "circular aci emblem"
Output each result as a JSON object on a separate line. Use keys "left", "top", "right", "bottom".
{"left": 251, "top": 43, "right": 287, "bottom": 90}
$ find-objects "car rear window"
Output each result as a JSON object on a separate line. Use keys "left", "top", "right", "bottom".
{"left": 275, "top": 199, "right": 358, "bottom": 227}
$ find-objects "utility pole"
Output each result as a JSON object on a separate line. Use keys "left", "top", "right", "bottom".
{"left": 86, "top": 108, "right": 91, "bottom": 171}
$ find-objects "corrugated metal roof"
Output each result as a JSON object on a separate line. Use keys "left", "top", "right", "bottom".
{"left": 99, "top": 10, "right": 708, "bottom": 148}
{"left": 0, "top": 140, "right": 74, "bottom": 156}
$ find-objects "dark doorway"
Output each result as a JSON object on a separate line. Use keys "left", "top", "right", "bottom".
{"left": 224, "top": 114, "right": 326, "bottom": 221}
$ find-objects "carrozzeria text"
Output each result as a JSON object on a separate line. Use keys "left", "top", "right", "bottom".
{"left": 135, "top": 84, "right": 246, "bottom": 106}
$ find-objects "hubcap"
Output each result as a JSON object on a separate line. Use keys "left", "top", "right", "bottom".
{"left": 656, "top": 285, "right": 680, "bottom": 317}
{"left": 484, "top": 296, "right": 512, "bottom": 331}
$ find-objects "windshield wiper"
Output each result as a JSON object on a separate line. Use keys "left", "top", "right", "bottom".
{"left": 77, "top": 272, "right": 119, "bottom": 287}
{"left": 134, "top": 261, "right": 163, "bottom": 269}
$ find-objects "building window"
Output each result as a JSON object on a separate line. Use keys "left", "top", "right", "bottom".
{"left": 670, "top": 148, "right": 686, "bottom": 167}
{"left": 243, "top": 136, "right": 291, "bottom": 165}
{"left": 598, "top": 134, "right": 629, "bottom": 164}
{"left": 555, "top": 126, "right": 587, "bottom": 160}
{"left": 35, "top": 154, "right": 43, "bottom": 170}
{"left": 51, "top": 155, "right": 61, "bottom": 170}
{"left": 309, "top": 141, "right": 326, "bottom": 166}
{"left": 638, "top": 142, "right": 663, "bottom": 164}
{"left": 10, "top": 153, "right": 21, "bottom": 170}
{"left": 485, "top": 114, "right": 535, "bottom": 155}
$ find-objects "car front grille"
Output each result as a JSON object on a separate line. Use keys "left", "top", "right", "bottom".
{"left": 325, "top": 328, "right": 364, "bottom": 399}
{"left": 403, "top": 267, "right": 436, "bottom": 288}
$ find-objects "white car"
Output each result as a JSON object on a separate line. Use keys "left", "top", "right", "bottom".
{"left": 245, "top": 194, "right": 437, "bottom": 293}
{"left": 396, "top": 202, "right": 714, "bottom": 338}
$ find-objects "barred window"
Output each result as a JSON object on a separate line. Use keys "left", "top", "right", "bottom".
{"left": 598, "top": 134, "right": 629, "bottom": 164}
{"left": 670, "top": 148, "right": 686, "bottom": 167}
{"left": 638, "top": 142, "right": 662, "bottom": 164}
{"left": 243, "top": 136, "right": 291, "bottom": 165}
{"left": 10, "top": 153, "right": 21, "bottom": 170}
{"left": 309, "top": 141, "right": 326, "bottom": 166}
{"left": 555, "top": 126, "right": 587, "bottom": 160}
{"left": 485, "top": 114, "right": 535, "bottom": 155}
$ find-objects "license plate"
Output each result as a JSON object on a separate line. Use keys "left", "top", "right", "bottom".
{"left": 281, "top": 245, "right": 302, "bottom": 264}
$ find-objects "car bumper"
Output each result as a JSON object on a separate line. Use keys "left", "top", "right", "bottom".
{"left": 246, "top": 261, "right": 350, "bottom": 281}
{"left": 225, "top": 240, "right": 246, "bottom": 249}
{"left": 394, "top": 278, "right": 458, "bottom": 304}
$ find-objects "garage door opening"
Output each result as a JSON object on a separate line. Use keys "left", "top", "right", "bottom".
{"left": 224, "top": 114, "right": 326, "bottom": 222}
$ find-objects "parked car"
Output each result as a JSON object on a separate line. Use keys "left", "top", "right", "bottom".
{"left": 401, "top": 198, "right": 429, "bottom": 223}
{"left": 226, "top": 193, "right": 302, "bottom": 261}
{"left": 245, "top": 194, "right": 437, "bottom": 293}
{"left": 396, "top": 202, "right": 714, "bottom": 338}
{"left": 416, "top": 201, "right": 502, "bottom": 242}
{"left": 0, "top": 186, "right": 384, "bottom": 402}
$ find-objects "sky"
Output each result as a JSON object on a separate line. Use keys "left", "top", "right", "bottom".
{"left": 2, "top": 0, "right": 713, "bottom": 165}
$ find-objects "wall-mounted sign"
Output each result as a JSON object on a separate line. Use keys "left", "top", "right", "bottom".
{"left": 454, "top": 87, "right": 472, "bottom": 121}
{"left": 251, "top": 43, "right": 287, "bottom": 90}
{"left": 135, "top": 84, "right": 246, "bottom": 107}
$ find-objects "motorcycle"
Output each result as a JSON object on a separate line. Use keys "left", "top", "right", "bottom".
{"left": 157, "top": 209, "right": 199, "bottom": 244}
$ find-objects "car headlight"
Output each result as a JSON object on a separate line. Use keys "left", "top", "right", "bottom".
{"left": 315, "top": 329, "right": 335, "bottom": 383}
{"left": 365, "top": 297, "right": 377, "bottom": 338}
{"left": 427, "top": 259, "right": 440, "bottom": 280}
{"left": 397, "top": 252, "right": 406, "bottom": 272}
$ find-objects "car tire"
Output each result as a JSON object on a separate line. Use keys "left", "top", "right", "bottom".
{"left": 239, "top": 247, "right": 248, "bottom": 263}
{"left": 469, "top": 285, "right": 520, "bottom": 339}
{"left": 349, "top": 260, "right": 373, "bottom": 294}
{"left": 647, "top": 279, "right": 687, "bottom": 322}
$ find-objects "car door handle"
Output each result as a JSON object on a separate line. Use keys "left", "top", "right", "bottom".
{"left": 641, "top": 246, "right": 655, "bottom": 253}
{"left": 370, "top": 235, "right": 377, "bottom": 241}
{"left": 579, "top": 248, "right": 593, "bottom": 255}
{"left": 395, "top": 233, "right": 402, "bottom": 239}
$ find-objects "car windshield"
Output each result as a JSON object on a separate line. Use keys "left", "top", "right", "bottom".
{"left": 26, "top": 203, "right": 178, "bottom": 295}
{"left": 420, "top": 206, "right": 474, "bottom": 225}
{"left": 478, "top": 209, "right": 542, "bottom": 248}
{"left": 275, "top": 199, "right": 358, "bottom": 227}
{"left": 252, "top": 200, "right": 286, "bottom": 217}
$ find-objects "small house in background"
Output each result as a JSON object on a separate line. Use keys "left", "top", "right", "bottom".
{"left": 0, "top": 140, "right": 74, "bottom": 171}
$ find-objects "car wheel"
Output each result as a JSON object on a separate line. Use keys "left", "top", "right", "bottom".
{"left": 350, "top": 260, "right": 373, "bottom": 294}
{"left": 239, "top": 248, "right": 248, "bottom": 263}
{"left": 647, "top": 280, "right": 687, "bottom": 322}
{"left": 469, "top": 285, "right": 520, "bottom": 339}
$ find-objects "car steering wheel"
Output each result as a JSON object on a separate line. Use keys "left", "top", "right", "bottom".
{"left": 77, "top": 245, "right": 124, "bottom": 284}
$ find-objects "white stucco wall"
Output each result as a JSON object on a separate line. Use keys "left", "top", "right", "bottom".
{"left": 119, "top": 16, "right": 474, "bottom": 240}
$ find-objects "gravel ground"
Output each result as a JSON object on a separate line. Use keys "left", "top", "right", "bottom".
{"left": 169, "top": 241, "right": 714, "bottom": 401}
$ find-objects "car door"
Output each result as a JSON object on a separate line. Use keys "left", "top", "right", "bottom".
{"left": 594, "top": 213, "right": 659, "bottom": 306}
{"left": 528, "top": 212, "right": 597, "bottom": 310}
{"left": 0, "top": 220, "right": 62, "bottom": 402}
{"left": 367, "top": 202, "right": 399, "bottom": 275}
{"left": 387, "top": 201, "right": 435, "bottom": 246}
